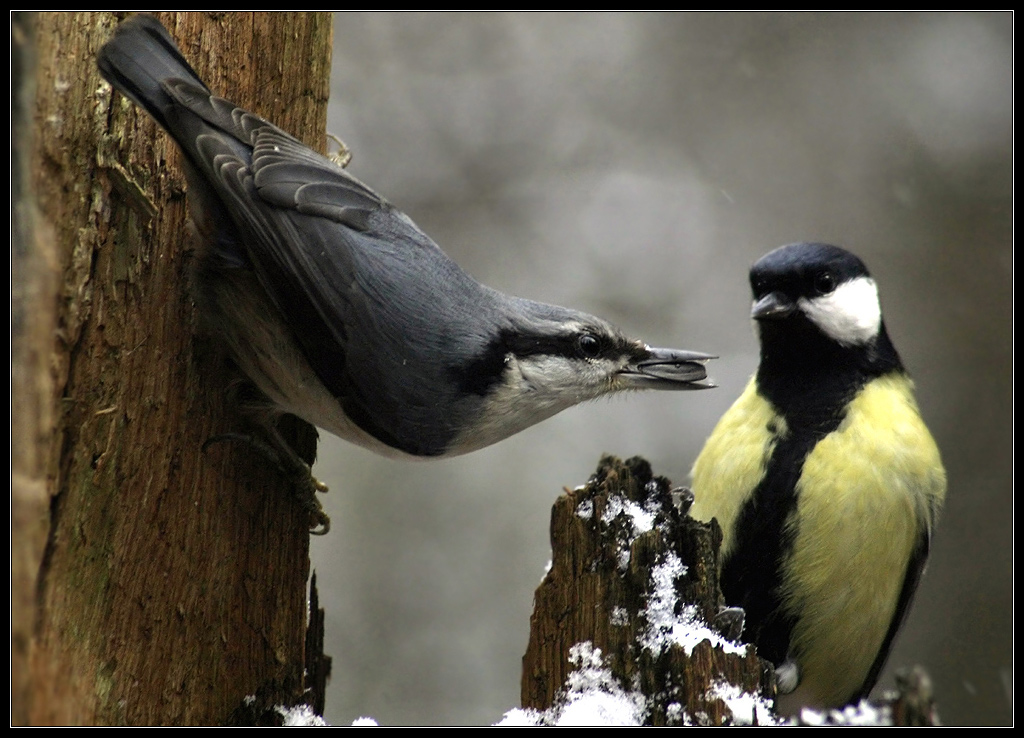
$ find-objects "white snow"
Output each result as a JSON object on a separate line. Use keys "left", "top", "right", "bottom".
{"left": 275, "top": 703, "right": 329, "bottom": 726}
{"left": 495, "top": 643, "right": 647, "bottom": 726}
{"left": 641, "top": 551, "right": 748, "bottom": 657}
{"left": 799, "top": 699, "right": 891, "bottom": 726}
{"left": 707, "top": 681, "right": 779, "bottom": 725}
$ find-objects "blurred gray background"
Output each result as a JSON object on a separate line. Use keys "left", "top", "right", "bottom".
{"left": 310, "top": 12, "right": 1012, "bottom": 726}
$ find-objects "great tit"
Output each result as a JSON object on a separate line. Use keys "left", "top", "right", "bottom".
{"left": 689, "top": 242, "right": 946, "bottom": 712}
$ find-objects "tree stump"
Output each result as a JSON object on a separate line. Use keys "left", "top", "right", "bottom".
{"left": 521, "top": 455, "right": 774, "bottom": 726}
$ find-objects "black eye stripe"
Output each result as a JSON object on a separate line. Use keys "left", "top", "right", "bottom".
{"left": 497, "top": 326, "right": 640, "bottom": 363}
{"left": 452, "top": 326, "right": 640, "bottom": 397}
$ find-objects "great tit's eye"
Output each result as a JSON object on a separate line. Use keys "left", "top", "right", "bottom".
{"left": 577, "top": 333, "right": 601, "bottom": 360}
{"left": 813, "top": 271, "right": 836, "bottom": 295}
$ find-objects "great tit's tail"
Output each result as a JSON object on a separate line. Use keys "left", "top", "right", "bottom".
{"left": 97, "top": 14, "right": 210, "bottom": 133}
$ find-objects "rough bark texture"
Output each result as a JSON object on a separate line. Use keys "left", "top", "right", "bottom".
{"left": 521, "top": 455, "right": 774, "bottom": 726}
{"left": 25, "top": 12, "right": 332, "bottom": 725}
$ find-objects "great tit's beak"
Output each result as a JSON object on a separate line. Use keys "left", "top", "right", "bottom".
{"left": 752, "top": 292, "right": 797, "bottom": 320}
{"left": 620, "top": 347, "right": 716, "bottom": 390}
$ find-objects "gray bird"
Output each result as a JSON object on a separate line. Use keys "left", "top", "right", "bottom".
{"left": 97, "top": 15, "right": 713, "bottom": 531}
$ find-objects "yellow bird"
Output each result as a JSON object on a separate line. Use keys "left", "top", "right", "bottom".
{"left": 690, "top": 242, "right": 946, "bottom": 712}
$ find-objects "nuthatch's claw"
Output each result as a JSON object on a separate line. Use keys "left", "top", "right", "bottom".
{"left": 304, "top": 493, "right": 331, "bottom": 536}
{"left": 203, "top": 431, "right": 330, "bottom": 535}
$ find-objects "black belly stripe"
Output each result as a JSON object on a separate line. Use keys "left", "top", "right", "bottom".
{"left": 721, "top": 422, "right": 829, "bottom": 665}
{"left": 722, "top": 361, "right": 871, "bottom": 666}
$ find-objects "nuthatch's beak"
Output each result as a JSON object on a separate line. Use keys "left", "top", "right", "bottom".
{"left": 620, "top": 347, "right": 716, "bottom": 390}
{"left": 752, "top": 292, "right": 797, "bottom": 320}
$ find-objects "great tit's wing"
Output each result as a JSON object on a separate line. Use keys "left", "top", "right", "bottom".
{"left": 852, "top": 526, "right": 931, "bottom": 701}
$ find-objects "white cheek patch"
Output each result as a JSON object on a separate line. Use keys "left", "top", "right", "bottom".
{"left": 799, "top": 276, "right": 881, "bottom": 345}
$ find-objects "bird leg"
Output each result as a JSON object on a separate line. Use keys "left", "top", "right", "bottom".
{"left": 203, "top": 427, "right": 330, "bottom": 535}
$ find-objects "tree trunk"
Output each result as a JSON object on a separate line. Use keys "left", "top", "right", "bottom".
{"left": 22, "top": 12, "right": 332, "bottom": 725}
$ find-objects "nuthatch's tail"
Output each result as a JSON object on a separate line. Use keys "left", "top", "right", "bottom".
{"left": 97, "top": 15, "right": 209, "bottom": 133}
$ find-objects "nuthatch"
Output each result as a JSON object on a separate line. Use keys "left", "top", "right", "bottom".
{"left": 690, "top": 243, "right": 945, "bottom": 712}
{"left": 97, "top": 16, "right": 713, "bottom": 531}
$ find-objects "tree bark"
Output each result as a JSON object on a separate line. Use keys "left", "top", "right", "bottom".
{"left": 23, "top": 12, "right": 332, "bottom": 725}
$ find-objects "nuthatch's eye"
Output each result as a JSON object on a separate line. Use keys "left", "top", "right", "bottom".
{"left": 813, "top": 271, "right": 836, "bottom": 295}
{"left": 577, "top": 332, "right": 601, "bottom": 360}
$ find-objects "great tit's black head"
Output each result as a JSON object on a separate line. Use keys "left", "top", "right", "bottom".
{"left": 746, "top": 243, "right": 904, "bottom": 412}
{"left": 749, "top": 242, "right": 882, "bottom": 348}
